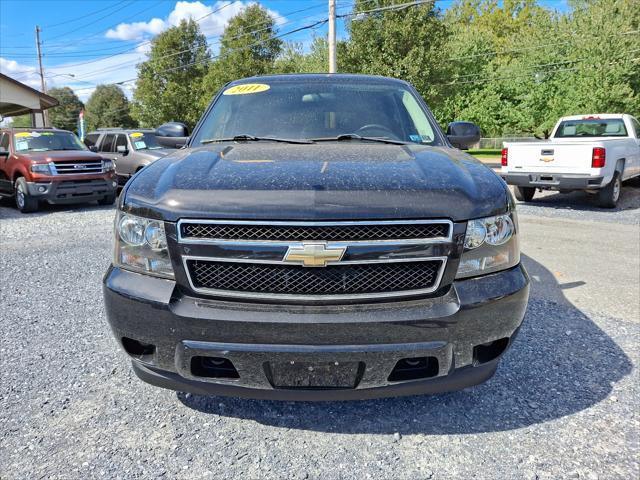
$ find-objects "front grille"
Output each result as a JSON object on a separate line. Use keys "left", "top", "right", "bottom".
{"left": 187, "top": 259, "right": 443, "bottom": 297}
{"left": 180, "top": 222, "right": 449, "bottom": 242}
{"left": 52, "top": 160, "right": 103, "bottom": 175}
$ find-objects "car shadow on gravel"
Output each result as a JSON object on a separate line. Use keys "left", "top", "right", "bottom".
{"left": 514, "top": 182, "right": 639, "bottom": 212}
{"left": 177, "top": 254, "right": 632, "bottom": 434}
{"left": 0, "top": 201, "right": 115, "bottom": 220}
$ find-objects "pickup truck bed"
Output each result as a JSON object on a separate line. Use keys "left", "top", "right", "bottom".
{"left": 501, "top": 114, "right": 640, "bottom": 207}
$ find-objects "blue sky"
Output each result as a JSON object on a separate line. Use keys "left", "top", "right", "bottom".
{"left": 0, "top": 0, "right": 569, "bottom": 102}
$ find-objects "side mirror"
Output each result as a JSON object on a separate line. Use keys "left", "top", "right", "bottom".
{"left": 88, "top": 145, "right": 98, "bottom": 153}
{"left": 116, "top": 145, "right": 129, "bottom": 155}
{"left": 156, "top": 122, "right": 189, "bottom": 138}
{"left": 0, "top": 149, "right": 9, "bottom": 157}
{"left": 446, "top": 122, "right": 481, "bottom": 150}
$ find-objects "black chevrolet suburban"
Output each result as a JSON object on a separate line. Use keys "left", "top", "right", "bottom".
{"left": 103, "top": 74, "right": 529, "bottom": 400}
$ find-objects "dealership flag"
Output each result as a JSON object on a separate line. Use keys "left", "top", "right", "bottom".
{"left": 78, "top": 110, "right": 85, "bottom": 141}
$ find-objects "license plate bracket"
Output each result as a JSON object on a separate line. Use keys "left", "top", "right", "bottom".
{"left": 266, "top": 361, "right": 364, "bottom": 389}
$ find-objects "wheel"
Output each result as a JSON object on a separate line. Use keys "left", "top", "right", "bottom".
{"left": 597, "top": 171, "right": 621, "bottom": 208}
{"left": 513, "top": 186, "right": 535, "bottom": 202}
{"left": 14, "top": 177, "right": 39, "bottom": 213}
{"left": 98, "top": 192, "right": 116, "bottom": 206}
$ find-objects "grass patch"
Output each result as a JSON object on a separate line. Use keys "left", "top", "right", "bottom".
{"left": 467, "top": 148, "right": 502, "bottom": 164}
{"left": 466, "top": 148, "right": 502, "bottom": 156}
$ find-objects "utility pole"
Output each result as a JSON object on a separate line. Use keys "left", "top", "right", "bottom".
{"left": 328, "top": 0, "right": 337, "bottom": 73}
{"left": 35, "top": 25, "right": 48, "bottom": 126}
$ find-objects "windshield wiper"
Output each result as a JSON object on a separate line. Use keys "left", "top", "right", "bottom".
{"left": 200, "top": 134, "right": 314, "bottom": 145}
{"left": 311, "top": 134, "right": 409, "bottom": 145}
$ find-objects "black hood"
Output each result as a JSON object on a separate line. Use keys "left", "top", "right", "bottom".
{"left": 123, "top": 143, "right": 508, "bottom": 222}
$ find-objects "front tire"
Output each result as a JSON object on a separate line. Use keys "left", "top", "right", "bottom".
{"left": 14, "top": 177, "right": 39, "bottom": 213}
{"left": 597, "top": 171, "right": 621, "bottom": 208}
{"left": 98, "top": 192, "right": 116, "bottom": 206}
{"left": 513, "top": 186, "right": 535, "bottom": 202}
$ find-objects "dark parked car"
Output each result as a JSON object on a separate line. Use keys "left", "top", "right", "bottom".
{"left": 0, "top": 128, "right": 116, "bottom": 213}
{"left": 103, "top": 74, "right": 529, "bottom": 400}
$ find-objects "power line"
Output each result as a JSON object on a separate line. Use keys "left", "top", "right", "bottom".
{"left": 43, "top": 0, "right": 136, "bottom": 29}
{"left": 444, "top": 30, "right": 639, "bottom": 62}
{"left": 69, "top": 0, "right": 423, "bottom": 84}
{"left": 43, "top": 0, "right": 136, "bottom": 44}
{"left": 44, "top": 0, "right": 166, "bottom": 52}
{"left": 61, "top": 2, "right": 330, "bottom": 83}
{"left": 15, "top": 1, "right": 326, "bottom": 82}
{"left": 434, "top": 56, "right": 640, "bottom": 87}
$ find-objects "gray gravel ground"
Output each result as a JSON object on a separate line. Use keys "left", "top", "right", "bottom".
{"left": 1, "top": 188, "right": 638, "bottom": 479}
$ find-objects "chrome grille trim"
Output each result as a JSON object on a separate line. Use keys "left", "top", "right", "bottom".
{"left": 182, "top": 256, "right": 448, "bottom": 301}
{"left": 51, "top": 161, "right": 104, "bottom": 175}
{"left": 177, "top": 219, "right": 454, "bottom": 301}
{"left": 177, "top": 219, "right": 453, "bottom": 245}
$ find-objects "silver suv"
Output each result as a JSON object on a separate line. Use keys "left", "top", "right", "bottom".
{"left": 84, "top": 129, "right": 169, "bottom": 185}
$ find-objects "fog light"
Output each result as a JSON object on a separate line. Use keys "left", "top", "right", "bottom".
{"left": 38, "top": 186, "right": 46, "bottom": 192}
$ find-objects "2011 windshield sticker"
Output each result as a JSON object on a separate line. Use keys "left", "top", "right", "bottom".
{"left": 223, "top": 84, "right": 270, "bottom": 95}
{"left": 130, "top": 132, "right": 144, "bottom": 138}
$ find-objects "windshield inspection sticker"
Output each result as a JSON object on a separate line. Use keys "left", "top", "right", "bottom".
{"left": 223, "top": 83, "right": 270, "bottom": 95}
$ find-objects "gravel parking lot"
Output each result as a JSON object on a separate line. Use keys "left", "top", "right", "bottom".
{"left": 1, "top": 184, "right": 639, "bottom": 479}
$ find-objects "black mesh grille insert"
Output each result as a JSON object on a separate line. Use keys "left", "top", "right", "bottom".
{"left": 180, "top": 222, "right": 449, "bottom": 242}
{"left": 187, "top": 260, "right": 442, "bottom": 296}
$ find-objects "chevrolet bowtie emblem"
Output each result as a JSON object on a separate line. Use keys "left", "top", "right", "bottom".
{"left": 284, "top": 242, "right": 346, "bottom": 267}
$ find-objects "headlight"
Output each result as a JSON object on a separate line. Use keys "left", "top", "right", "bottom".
{"left": 456, "top": 212, "right": 520, "bottom": 279}
{"left": 102, "top": 159, "right": 115, "bottom": 172}
{"left": 31, "top": 163, "right": 52, "bottom": 174}
{"left": 115, "top": 213, "right": 174, "bottom": 278}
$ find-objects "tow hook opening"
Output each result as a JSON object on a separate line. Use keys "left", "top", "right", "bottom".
{"left": 121, "top": 337, "right": 156, "bottom": 359}
{"left": 473, "top": 337, "right": 510, "bottom": 365}
{"left": 388, "top": 356, "right": 439, "bottom": 382}
{"left": 191, "top": 356, "right": 240, "bottom": 379}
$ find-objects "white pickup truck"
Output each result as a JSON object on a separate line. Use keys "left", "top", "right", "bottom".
{"left": 501, "top": 114, "right": 640, "bottom": 207}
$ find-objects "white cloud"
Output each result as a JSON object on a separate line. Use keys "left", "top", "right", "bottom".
{"left": 105, "top": 1, "right": 285, "bottom": 41}
{"left": 0, "top": 58, "right": 43, "bottom": 90}
{"left": 1, "top": 1, "right": 288, "bottom": 107}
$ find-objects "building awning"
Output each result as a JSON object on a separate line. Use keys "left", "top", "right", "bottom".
{"left": 0, "top": 73, "right": 59, "bottom": 118}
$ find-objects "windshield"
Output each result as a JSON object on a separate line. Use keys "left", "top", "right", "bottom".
{"left": 129, "top": 132, "right": 163, "bottom": 150}
{"left": 555, "top": 118, "right": 629, "bottom": 138}
{"left": 192, "top": 80, "right": 441, "bottom": 146}
{"left": 13, "top": 131, "right": 86, "bottom": 152}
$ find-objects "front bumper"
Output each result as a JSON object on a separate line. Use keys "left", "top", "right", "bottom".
{"left": 103, "top": 264, "right": 529, "bottom": 400}
{"left": 502, "top": 172, "right": 604, "bottom": 190}
{"left": 26, "top": 178, "right": 117, "bottom": 204}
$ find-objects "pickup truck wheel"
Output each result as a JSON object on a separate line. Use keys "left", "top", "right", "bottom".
{"left": 98, "top": 192, "right": 116, "bottom": 206}
{"left": 15, "top": 177, "right": 39, "bottom": 213}
{"left": 597, "top": 172, "right": 621, "bottom": 208}
{"left": 513, "top": 186, "right": 535, "bottom": 202}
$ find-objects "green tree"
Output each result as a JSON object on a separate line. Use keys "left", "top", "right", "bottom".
{"left": 132, "top": 19, "right": 210, "bottom": 129}
{"left": 343, "top": 0, "right": 451, "bottom": 107}
{"left": 7, "top": 115, "right": 32, "bottom": 128}
{"left": 85, "top": 84, "right": 136, "bottom": 131}
{"left": 47, "top": 87, "right": 84, "bottom": 132}
{"left": 275, "top": 37, "right": 348, "bottom": 74}
{"left": 440, "top": 0, "right": 639, "bottom": 136}
{"left": 200, "top": 5, "right": 282, "bottom": 108}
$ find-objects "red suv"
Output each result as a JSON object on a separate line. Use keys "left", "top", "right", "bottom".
{"left": 0, "top": 128, "right": 117, "bottom": 213}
